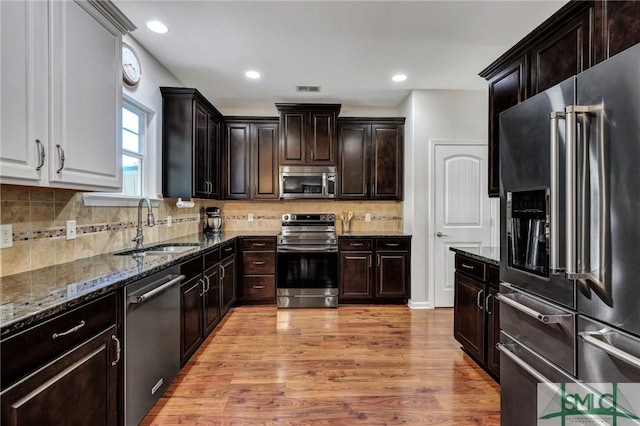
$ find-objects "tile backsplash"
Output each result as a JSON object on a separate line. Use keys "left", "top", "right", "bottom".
{"left": 0, "top": 185, "right": 403, "bottom": 276}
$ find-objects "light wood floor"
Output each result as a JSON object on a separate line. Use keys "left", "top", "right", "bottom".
{"left": 142, "top": 306, "right": 500, "bottom": 425}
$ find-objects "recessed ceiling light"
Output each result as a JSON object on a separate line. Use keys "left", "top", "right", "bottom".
{"left": 146, "top": 20, "right": 169, "bottom": 34}
{"left": 245, "top": 70, "right": 261, "bottom": 79}
{"left": 392, "top": 74, "right": 407, "bottom": 82}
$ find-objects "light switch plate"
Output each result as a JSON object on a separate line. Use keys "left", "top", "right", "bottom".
{"left": 365, "top": 213, "right": 371, "bottom": 222}
{"left": 167, "top": 215, "right": 172, "bottom": 227}
{"left": 66, "top": 220, "right": 77, "bottom": 240}
{"left": 248, "top": 213, "right": 254, "bottom": 222}
{"left": 0, "top": 224, "right": 13, "bottom": 248}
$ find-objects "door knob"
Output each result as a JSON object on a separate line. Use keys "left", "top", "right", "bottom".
{"left": 436, "top": 232, "right": 448, "bottom": 237}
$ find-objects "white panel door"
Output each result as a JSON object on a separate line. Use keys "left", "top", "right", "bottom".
{"left": 433, "top": 144, "right": 491, "bottom": 307}
{"left": 48, "top": 0, "right": 122, "bottom": 189}
{"left": 0, "top": 1, "right": 48, "bottom": 183}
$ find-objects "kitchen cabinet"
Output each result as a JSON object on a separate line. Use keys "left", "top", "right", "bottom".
{"left": 0, "top": 0, "right": 133, "bottom": 191}
{"left": 276, "top": 104, "right": 341, "bottom": 166}
{"left": 453, "top": 253, "right": 500, "bottom": 380}
{"left": 161, "top": 87, "right": 223, "bottom": 199}
{"left": 337, "top": 118, "right": 405, "bottom": 200}
{"left": 179, "top": 249, "right": 221, "bottom": 365}
{"left": 220, "top": 241, "right": 237, "bottom": 317}
{"left": 224, "top": 118, "right": 279, "bottom": 200}
{"left": 0, "top": 293, "right": 119, "bottom": 425}
{"left": 239, "top": 237, "right": 276, "bottom": 303}
{"left": 594, "top": 0, "right": 640, "bottom": 64}
{"left": 338, "top": 236, "right": 411, "bottom": 304}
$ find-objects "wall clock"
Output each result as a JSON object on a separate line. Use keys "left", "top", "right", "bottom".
{"left": 122, "top": 43, "right": 141, "bottom": 87}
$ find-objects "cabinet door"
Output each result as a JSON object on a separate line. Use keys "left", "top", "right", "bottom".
{"left": 193, "top": 102, "right": 210, "bottom": 198}
{"left": 308, "top": 112, "right": 336, "bottom": 165}
{"left": 207, "top": 114, "right": 220, "bottom": 198}
{"left": 453, "top": 272, "right": 485, "bottom": 362}
{"left": 253, "top": 122, "right": 279, "bottom": 199}
{"left": 49, "top": 0, "right": 122, "bottom": 190}
{"left": 339, "top": 252, "right": 373, "bottom": 298}
{"left": 487, "top": 57, "right": 526, "bottom": 197}
{"left": 371, "top": 124, "right": 403, "bottom": 200}
{"left": 225, "top": 122, "right": 251, "bottom": 199}
{"left": 1, "top": 326, "right": 118, "bottom": 426}
{"left": 338, "top": 123, "right": 370, "bottom": 198}
{"left": 0, "top": 0, "right": 48, "bottom": 184}
{"left": 280, "top": 112, "right": 306, "bottom": 165}
{"left": 203, "top": 265, "right": 220, "bottom": 336}
{"left": 220, "top": 255, "right": 236, "bottom": 316}
{"left": 180, "top": 276, "right": 203, "bottom": 365}
{"left": 595, "top": 0, "right": 640, "bottom": 63}
{"left": 375, "top": 251, "right": 409, "bottom": 298}
{"left": 486, "top": 286, "right": 500, "bottom": 379}
{"left": 529, "top": 7, "right": 592, "bottom": 95}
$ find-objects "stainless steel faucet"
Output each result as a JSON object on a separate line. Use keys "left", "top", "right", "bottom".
{"left": 132, "top": 198, "right": 155, "bottom": 250}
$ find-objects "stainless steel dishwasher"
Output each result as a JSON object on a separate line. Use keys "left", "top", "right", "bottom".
{"left": 124, "top": 265, "right": 184, "bottom": 425}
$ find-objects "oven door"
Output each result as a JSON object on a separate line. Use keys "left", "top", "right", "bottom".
{"left": 276, "top": 249, "right": 338, "bottom": 307}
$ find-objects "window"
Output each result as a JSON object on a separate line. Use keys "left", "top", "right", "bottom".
{"left": 121, "top": 103, "right": 146, "bottom": 196}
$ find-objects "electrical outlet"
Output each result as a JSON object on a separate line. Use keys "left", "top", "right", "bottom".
{"left": 66, "top": 283, "right": 78, "bottom": 297}
{"left": 0, "top": 224, "right": 13, "bottom": 248}
{"left": 196, "top": 213, "right": 201, "bottom": 222}
{"left": 365, "top": 213, "right": 371, "bottom": 222}
{"left": 167, "top": 215, "right": 172, "bottom": 227}
{"left": 66, "top": 220, "right": 77, "bottom": 240}
{"left": 248, "top": 213, "right": 254, "bottom": 222}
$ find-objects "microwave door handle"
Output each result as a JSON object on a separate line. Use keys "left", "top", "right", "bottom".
{"left": 550, "top": 111, "right": 564, "bottom": 274}
{"left": 322, "top": 173, "right": 328, "bottom": 196}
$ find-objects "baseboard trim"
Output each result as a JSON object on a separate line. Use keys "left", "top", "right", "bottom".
{"left": 407, "top": 300, "right": 434, "bottom": 309}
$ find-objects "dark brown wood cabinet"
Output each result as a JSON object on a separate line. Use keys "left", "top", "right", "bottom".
{"left": 239, "top": 237, "right": 276, "bottom": 303}
{"left": 276, "top": 104, "right": 341, "bottom": 166}
{"left": 0, "top": 293, "right": 119, "bottom": 425}
{"left": 220, "top": 241, "right": 237, "bottom": 317}
{"left": 480, "top": 0, "right": 640, "bottom": 198}
{"left": 338, "top": 118, "right": 405, "bottom": 200}
{"left": 224, "top": 118, "right": 279, "bottom": 200}
{"left": 161, "top": 87, "right": 223, "bottom": 199}
{"left": 339, "top": 236, "right": 410, "bottom": 304}
{"left": 453, "top": 252, "right": 500, "bottom": 381}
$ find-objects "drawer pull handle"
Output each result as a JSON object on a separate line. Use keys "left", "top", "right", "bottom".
{"left": 252, "top": 285, "right": 266, "bottom": 289}
{"left": 350, "top": 243, "right": 364, "bottom": 247}
{"left": 52, "top": 320, "right": 85, "bottom": 339}
{"left": 253, "top": 261, "right": 266, "bottom": 265}
{"left": 386, "top": 243, "right": 399, "bottom": 247}
{"left": 579, "top": 331, "right": 640, "bottom": 369}
{"left": 224, "top": 247, "right": 233, "bottom": 252}
{"left": 111, "top": 335, "right": 121, "bottom": 366}
{"left": 496, "top": 292, "right": 571, "bottom": 324}
{"left": 461, "top": 263, "right": 474, "bottom": 269}
{"left": 252, "top": 243, "right": 266, "bottom": 247}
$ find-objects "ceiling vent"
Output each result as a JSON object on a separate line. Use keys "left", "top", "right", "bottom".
{"left": 296, "top": 85, "right": 321, "bottom": 93}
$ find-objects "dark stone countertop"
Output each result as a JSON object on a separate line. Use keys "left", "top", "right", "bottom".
{"left": 0, "top": 231, "right": 278, "bottom": 336}
{"left": 338, "top": 232, "right": 412, "bottom": 238}
{"left": 449, "top": 246, "right": 500, "bottom": 266}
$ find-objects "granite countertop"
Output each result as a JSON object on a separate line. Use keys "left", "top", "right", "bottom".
{"left": 0, "top": 231, "right": 278, "bottom": 335}
{"left": 449, "top": 246, "right": 500, "bottom": 266}
{"left": 338, "top": 231, "right": 412, "bottom": 237}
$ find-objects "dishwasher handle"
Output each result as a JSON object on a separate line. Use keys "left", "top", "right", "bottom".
{"left": 128, "top": 274, "right": 185, "bottom": 304}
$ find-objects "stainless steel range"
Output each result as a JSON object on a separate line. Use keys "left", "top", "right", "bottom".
{"left": 276, "top": 213, "right": 338, "bottom": 308}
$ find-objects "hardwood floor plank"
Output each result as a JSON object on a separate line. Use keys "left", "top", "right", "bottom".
{"left": 141, "top": 306, "right": 500, "bottom": 425}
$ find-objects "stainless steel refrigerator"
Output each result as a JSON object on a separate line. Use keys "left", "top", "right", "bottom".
{"left": 497, "top": 42, "right": 640, "bottom": 425}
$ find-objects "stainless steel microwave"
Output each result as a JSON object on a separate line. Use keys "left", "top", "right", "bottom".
{"left": 279, "top": 166, "right": 337, "bottom": 199}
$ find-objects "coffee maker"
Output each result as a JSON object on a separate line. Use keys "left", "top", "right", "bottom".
{"left": 204, "top": 207, "right": 223, "bottom": 235}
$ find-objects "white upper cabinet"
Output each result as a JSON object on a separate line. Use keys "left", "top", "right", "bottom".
{"left": 0, "top": 0, "right": 134, "bottom": 191}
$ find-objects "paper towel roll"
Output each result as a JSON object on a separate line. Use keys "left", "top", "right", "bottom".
{"left": 176, "top": 198, "right": 195, "bottom": 208}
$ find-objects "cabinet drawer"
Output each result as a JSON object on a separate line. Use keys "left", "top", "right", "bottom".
{"left": 181, "top": 255, "right": 203, "bottom": 281}
{"left": 243, "top": 252, "right": 275, "bottom": 275}
{"left": 243, "top": 276, "right": 275, "bottom": 300}
{"left": 1, "top": 292, "right": 117, "bottom": 389}
{"left": 455, "top": 255, "right": 486, "bottom": 281}
{"left": 204, "top": 248, "right": 220, "bottom": 267}
{"left": 241, "top": 238, "right": 276, "bottom": 251}
{"left": 339, "top": 238, "right": 373, "bottom": 251}
{"left": 487, "top": 265, "right": 499, "bottom": 286}
{"left": 220, "top": 241, "right": 236, "bottom": 259}
{"left": 375, "top": 238, "right": 410, "bottom": 251}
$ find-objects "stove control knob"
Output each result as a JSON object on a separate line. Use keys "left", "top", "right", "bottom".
{"left": 328, "top": 214, "right": 335, "bottom": 221}
{"left": 283, "top": 215, "right": 290, "bottom": 221}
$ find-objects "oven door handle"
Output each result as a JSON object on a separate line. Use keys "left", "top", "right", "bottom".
{"left": 277, "top": 246, "right": 338, "bottom": 253}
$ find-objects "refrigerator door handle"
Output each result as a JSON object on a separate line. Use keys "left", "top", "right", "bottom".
{"left": 579, "top": 331, "right": 640, "bottom": 369}
{"left": 549, "top": 111, "right": 565, "bottom": 274}
{"left": 496, "top": 293, "right": 572, "bottom": 324}
{"left": 497, "top": 343, "right": 555, "bottom": 384}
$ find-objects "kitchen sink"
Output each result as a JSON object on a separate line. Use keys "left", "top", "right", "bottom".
{"left": 114, "top": 243, "right": 201, "bottom": 256}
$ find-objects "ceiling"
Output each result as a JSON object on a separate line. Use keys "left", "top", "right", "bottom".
{"left": 114, "top": 0, "right": 567, "bottom": 111}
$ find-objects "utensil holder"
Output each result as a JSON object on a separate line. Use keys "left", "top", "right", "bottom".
{"left": 341, "top": 218, "right": 352, "bottom": 234}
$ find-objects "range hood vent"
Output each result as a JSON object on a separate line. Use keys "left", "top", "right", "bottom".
{"left": 296, "top": 85, "right": 321, "bottom": 93}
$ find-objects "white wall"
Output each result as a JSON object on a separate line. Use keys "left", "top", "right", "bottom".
{"left": 122, "top": 35, "right": 182, "bottom": 198}
{"left": 402, "top": 89, "right": 497, "bottom": 308}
